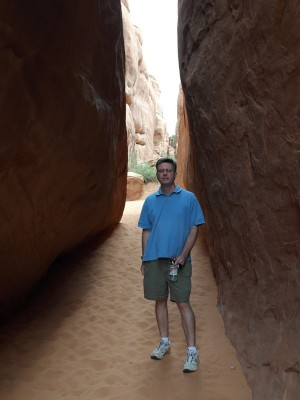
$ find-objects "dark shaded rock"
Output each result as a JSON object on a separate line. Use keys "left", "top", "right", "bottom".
{"left": 0, "top": 0, "right": 127, "bottom": 316}
{"left": 178, "top": 1, "right": 300, "bottom": 399}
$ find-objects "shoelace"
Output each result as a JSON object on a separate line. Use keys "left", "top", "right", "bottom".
{"left": 186, "top": 352, "right": 198, "bottom": 363}
{"left": 158, "top": 341, "right": 169, "bottom": 349}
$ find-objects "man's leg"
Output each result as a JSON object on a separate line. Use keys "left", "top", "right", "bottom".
{"left": 177, "top": 301, "right": 199, "bottom": 372}
{"left": 150, "top": 299, "right": 170, "bottom": 360}
{"left": 155, "top": 299, "right": 169, "bottom": 337}
{"left": 176, "top": 301, "right": 196, "bottom": 346}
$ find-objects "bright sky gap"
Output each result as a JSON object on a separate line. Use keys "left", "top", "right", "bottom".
{"left": 128, "top": 0, "right": 180, "bottom": 136}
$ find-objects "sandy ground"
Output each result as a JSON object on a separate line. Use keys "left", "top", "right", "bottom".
{"left": 0, "top": 183, "right": 252, "bottom": 400}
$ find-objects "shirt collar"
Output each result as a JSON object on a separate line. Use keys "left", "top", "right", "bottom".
{"left": 156, "top": 185, "right": 182, "bottom": 196}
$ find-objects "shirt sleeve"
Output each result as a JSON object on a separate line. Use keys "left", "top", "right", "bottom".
{"left": 138, "top": 199, "right": 152, "bottom": 229}
{"left": 190, "top": 194, "right": 205, "bottom": 226}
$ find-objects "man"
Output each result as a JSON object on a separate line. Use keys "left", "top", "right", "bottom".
{"left": 138, "top": 157, "right": 205, "bottom": 373}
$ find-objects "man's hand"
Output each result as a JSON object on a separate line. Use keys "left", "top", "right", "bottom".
{"left": 178, "top": 225, "right": 199, "bottom": 265}
{"left": 174, "top": 255, "right": 186, "bottom": 267}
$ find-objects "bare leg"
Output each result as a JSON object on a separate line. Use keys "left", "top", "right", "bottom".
{"left": 155, "top": 300, "right": 169, "bottom": 338}
{"left": 176, "top": 302, "right": 196, "bottom": 347}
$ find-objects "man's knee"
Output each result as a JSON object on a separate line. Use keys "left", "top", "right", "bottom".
{"left": 176, "top": 301, "right": 191, "bottom": 311}
{"left": 156, "top": 299, "right": 168, "bottom": 307}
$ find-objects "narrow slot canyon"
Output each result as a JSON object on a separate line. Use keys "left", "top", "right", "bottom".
{"left": 0, "top": 189, "right": 251, "bottom": 399}
{"left": 0, "top": 1, "right": 299, "bottom": 399}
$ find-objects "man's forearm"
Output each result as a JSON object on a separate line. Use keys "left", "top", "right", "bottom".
{"left": 180, "top": 225, "right": 199, "bottom": 261}
{"left": 142, "top": 229, "right": 150, "bottom": 257}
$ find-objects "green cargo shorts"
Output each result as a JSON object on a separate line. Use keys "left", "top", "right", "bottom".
{"left": 143, "top": 258, "right": 192, "bottom": 303}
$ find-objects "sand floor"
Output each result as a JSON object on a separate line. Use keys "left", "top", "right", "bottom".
{"left": 0, "top": 185, "right": 252, "bottom": 400}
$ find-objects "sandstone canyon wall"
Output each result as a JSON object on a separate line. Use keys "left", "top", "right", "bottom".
{"left": 121, "top": 0, "right": 169, "bottom": 164}
{"left": 175, "top": 86, "right": 190, "bottom": 188}
{"left": 178, "top": 1, "right": 299, "bottom": 399}
{"left": 0, "top": 1, "right": 127, "bottom": 317}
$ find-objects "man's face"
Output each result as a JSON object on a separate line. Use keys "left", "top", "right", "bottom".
{"left": 156, "top": 162, "right": 176, "bottom": 185}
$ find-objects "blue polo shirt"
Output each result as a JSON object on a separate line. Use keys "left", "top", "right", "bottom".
{"left": 138, "top": 185, "right": 205, "bottom": 262}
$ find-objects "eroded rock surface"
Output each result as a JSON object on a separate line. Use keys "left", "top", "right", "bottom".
{"left": 178, "top": 1, "right": 300, "bottom": 399}
{"left": 126, "top": 172, "right": 144, "bottom": 201}
{"left": 0, "top": 0, "right": 127, "bottom": 316}
{"left": 175, "top": 86, "right": 190, "bottom": 188}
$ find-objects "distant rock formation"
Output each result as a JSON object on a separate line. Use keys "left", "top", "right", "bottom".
{"left": 178, "top": 1, "right": 300, "bottom": 399}
{"left": 121, "top": 0, "right": 169, "bottom": 165}
{"left": 0, "top": 0, "right": 127, "bottom": 317}
{"left": 126, "top": 172, "right": 144, "bottom": 201}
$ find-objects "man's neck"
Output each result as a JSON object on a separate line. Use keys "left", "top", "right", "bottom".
{"left": 160, "top": 183, "right": 176, "bottom": 195}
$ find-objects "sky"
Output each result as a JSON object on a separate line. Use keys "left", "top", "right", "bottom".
{"left": 128, "top": 0, "right": 180, "bottom": 136}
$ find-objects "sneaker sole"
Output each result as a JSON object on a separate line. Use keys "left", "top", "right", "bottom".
{"left": 150, "top": 349, "right": 170, "bottom": 360}
{"left": 183, "top": 367, "right": 197, "bottom": 373}
{"left": 151, "top": 355, "right": 162, "bottom": 360}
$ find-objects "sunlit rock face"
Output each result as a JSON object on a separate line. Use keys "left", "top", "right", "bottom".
{"left": 178, "top": 1, "right": 300, "bottom": 399}
{"left": 121, "top": 0, "right": 168, "bottom": 164}
{"left": 126, "top": 172, "right": 144, "bottom": 201}
{"left": 175, "top": 86, "right": 190, "bottom": 189}
{"left": 0, "top": 0, "right": 127, "bottom": 317}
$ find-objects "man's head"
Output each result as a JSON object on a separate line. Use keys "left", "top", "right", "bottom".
{"left": 155, "top": 158, "right": 177, "bottom": 189}
{"left": 155, "top": 157, "right": 177, "bottom": 173}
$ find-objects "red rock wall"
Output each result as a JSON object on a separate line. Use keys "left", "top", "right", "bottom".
{"left": 178, "top": 1, "right": 300, "bottom": 399}
{"left": 0, "top": 1, "right": 127, "bottom": 316}
{"left": 175, "top": 86, "right": 190, "bottom": 189}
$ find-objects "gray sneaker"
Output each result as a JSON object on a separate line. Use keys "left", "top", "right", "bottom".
{"left": 183, "top": 350, "right": 199, "bottom": 372}
{"left": 150, "top": 340, "right": 171, "bottom": 360}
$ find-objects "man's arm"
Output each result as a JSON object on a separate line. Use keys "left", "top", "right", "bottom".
{"left": 141, "top": 229, "right": 150, "bottom": 274}
{"left": 176, "top": 225, "right": 199, "bottom": 266}
{"left": 142, "top": 229, "right": 150, "bottom": 256}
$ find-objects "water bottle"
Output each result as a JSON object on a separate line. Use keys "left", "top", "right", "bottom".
{"left": 169, "top": 258, "right": 178, "bottom": 282}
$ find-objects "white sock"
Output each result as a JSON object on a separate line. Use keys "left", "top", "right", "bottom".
{"left": 188, "top": 346, "right": 197, "bottom": 353}
{"left": 161, "top": 337, "right": 169, "bottom": 344}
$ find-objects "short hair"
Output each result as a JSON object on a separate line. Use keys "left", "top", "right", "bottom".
{"left": 155, "top": 157, "right": 177, "bottom": 172}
